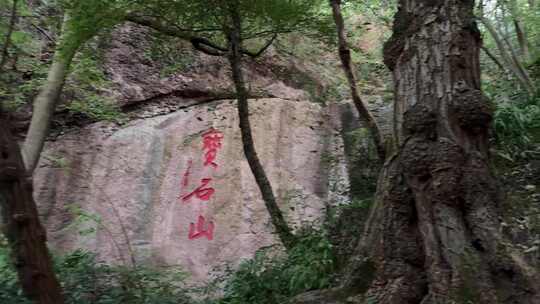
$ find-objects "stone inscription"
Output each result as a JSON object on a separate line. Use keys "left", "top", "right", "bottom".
{"left": 180, "top": 128, "right": 224, "bottom": 240}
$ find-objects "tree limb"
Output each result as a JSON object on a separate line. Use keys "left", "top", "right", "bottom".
{"left": 126, "top": 14, "right": 273, "bottom": 58}
{"left": 481, "top": 45, "right": 506, "bottom": 73}
{"left": 31, "top": 23, "right": 55, "bottom": 43}
{"left": 330, "top": 0, "right": 386, "bottom": 160}
{"left": 478, "top": 15, "right": 536, "bottom": 95}
{"left": 248, "top": 33, "right": 277, "bottom": 57}
{"left": 225, "top": 1, "right": 296, "bottom": 250}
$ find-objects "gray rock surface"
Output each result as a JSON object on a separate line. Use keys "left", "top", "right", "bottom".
{"left": 34, "top": 98, "right": 349, "bottom": 283}
{"left": 31, "top": 23, "right": 394, "bottom": 285}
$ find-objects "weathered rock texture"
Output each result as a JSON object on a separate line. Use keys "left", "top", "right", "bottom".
{"left": 31, "top": 23, "right": 393, "bottom": 284}
{"left": 339, "top": 0, "right": 540, "bottom": 303}
{"left": 104, "top": 23, "right": 312, "bottom": 111}
{"left": 34, "top": 97, "right": 348, "bottom": 282}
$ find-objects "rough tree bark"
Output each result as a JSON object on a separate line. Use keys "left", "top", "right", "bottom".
{"left": 329, "top": 0, "right": 386, "bottom": 161}
{"left": 0, "top": 111, "right": 65, "bottom": 304}
{"left": 225, "top": 2, "right": 296, "bottom": 250}
{"left": 22, "top": 15, "right": 80, "bottom": 173}
{"left": 340, "top": 1, "right": 540, "bottom": 303}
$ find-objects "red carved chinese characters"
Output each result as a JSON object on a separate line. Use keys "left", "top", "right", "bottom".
{"left": 182, "top": 178, "right": 215, "bottom": 202}
{"left": 202, "top": 128, "right": 224, "bottom": 169}
{"left": 179, "top": 127, "right": 224, "bottom": 241}
{"left": 188, "top": 215, "right": 215, "bottom": 240}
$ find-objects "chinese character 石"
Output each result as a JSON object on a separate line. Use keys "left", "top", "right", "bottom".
{"left": 182, "top": 178, "right": 215, "bottom": 202}
{"left": 188, "top": 215, "right": 215, "bottom": 240}
{"left": 202, "top": 128, "right": 224, "bottom": 168}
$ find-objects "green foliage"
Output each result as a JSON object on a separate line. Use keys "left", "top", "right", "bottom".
{"left": 42, "top": 153, "right": 71, "bottom": 173}
{"left": 493, "top": 99, "right": 540, "bottom": 160}
{"left": 0, "top": 0, "right": 125, "bottom": 118}
{"left": 0, "top": 65, "right": 48, "bottom": 111}
{"left": 325, "top": 198, "right": 373, "bottom": 270}
{"left": 214, "top": 229, "right": 336, "bottom": 304}
{"left": 144, "top": 35, "right": 197, "bottom": 78}
{"left": 0, "top": 0, "right": 50, "bottom": 111}
{"left": 66, "top": 95, "right": 125, "bottom": 123}
{"left": 63, "top": 48, "right": 126, "bottom": 123}
{"left": 320, "top": 151, "right": 339, "bottom": 169}
{"left": 478, "top": 0, "right": 540, "bottom": 160}
{"left": 64, "top": 203, "right": 101, "bottom": 236}
{"left": 326, "top": 197, "right": 373, "bottom": 228}
{"left": 344, "top": 0, "right": 395, "bottom": 95}
{"left": 0, "top": 85, "right": 25, "bottom": 111}
{"left": 58, "top": 0, "right": 130, "bottom": 54}
{"left": 70, "top": 54, "right": 108, "bottom": 86}
{"left": 343, "top": 127, "right": 380, "bottom": 199}
{"left": 0, "top": 243, "right": 192, "bottom": 304}
{"left": 58, "top": 250, "right": 191, "bottom": 304}
{"left": 0, "top": 235, "right": 32, "bottom": 304}
{"left": 133, "top": 0, "right": 334, "bottom": 50}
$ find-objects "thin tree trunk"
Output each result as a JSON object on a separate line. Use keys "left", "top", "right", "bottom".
{"left": 225, "top": 2, "right": 296, "bottom": 250}
{"left": 0, "top": 110, "right": 65, "bottom": 304}
{"left": 508, "top": 0, "right": 531, "bottom": 62}
{"left": 479, "top": 15, "right": 536, "bottom": 95}
{"left": 329, "top": 0, "right": 386, "bottom": 161}
{"left": 513, "top": 19, "right": 530, "bottom": 61}
{"left": 341, "top": 1, "right": 540, "bottom": 303}
{"left": 502, "top": 32, "right": 533, "bottom": 90}
{"left": 22, "top": 15, "right": 79, "bottom": 173}
{"left": 481, "top": 45, "right": 506, "bottom": 73}
{"left": 0, "top": 0, "right": 18, "bottom": 72}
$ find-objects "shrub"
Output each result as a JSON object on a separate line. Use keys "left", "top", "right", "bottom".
{"left": 66, "top": 94, "right": 126, "bottom": 123}
{"left": 493, "top": 100, "right": 540, "bottom": 160}
{"left": 0, "top": 244, "right": 192, "bottom": 304}
{"left": 215, "top": 228, "right": 336, "bottom": 304}
{"left": 0, "top": 237, "right": 32, "bottom": 304}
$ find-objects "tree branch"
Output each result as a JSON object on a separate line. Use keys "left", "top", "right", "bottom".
{"left": 243, "top": 33, "right": 277, "bottom": 57}
{"left": 481, "top": 45, "right": 506, "bottom": 73}
{"left": 190, "top": 37, "right": 227, "bottom": 56}
{"left": 31, "top": 23, "right": 55, "bottom": 43}
{"left": 126, "top": 14, "right": 273, "bottom": 58}
{"left": 330, "top": 0, "right": 386, "bottom": 160}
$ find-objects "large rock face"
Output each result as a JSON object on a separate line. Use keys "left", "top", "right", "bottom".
{"left": 34, "top": 98, "right": 350, "bottom": 282}
{"left": 32, "top": 24, "right": 393, "bottom": 284}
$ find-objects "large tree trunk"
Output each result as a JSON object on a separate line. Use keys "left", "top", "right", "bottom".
{"left": 0, "top": 112, "right": 65, "bottom": 303}
{"left": 22, "top": 15, "right": 79, "bottom": 173}
{"left": 329, "top": 0, "right": 386, "bottom": 161}
{"left": 342, "top": 1, "right": 540, "bottom": 303}
{"left": 225, "top": 2, "right": 296, "bottom": 250}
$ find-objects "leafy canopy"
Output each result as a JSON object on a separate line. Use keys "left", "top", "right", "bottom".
{"left": 129, "top": 0, "right": 334, "bottom": 52}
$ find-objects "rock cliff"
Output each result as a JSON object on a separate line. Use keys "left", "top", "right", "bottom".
{"left": 32, "top": 24, "right": 390, "bottom": 284}
{"left": 34, "top": 97, "right": 353, "bottom": 282}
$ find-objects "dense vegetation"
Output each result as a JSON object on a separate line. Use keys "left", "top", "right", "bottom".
{"left": 1, "top": 0, "right": 539, "bottom": 303}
